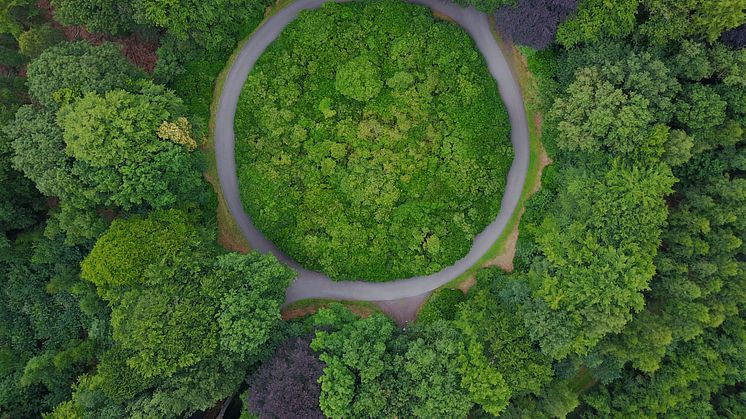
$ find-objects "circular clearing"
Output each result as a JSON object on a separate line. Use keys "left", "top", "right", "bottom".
{"left": 234, "top": 0, "right": 512, "bottom": 281}
{"left": 215, "top": 0, "right": 529, "bottom": 304}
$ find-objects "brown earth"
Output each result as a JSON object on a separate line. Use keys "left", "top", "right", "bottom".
{"left": 373, "top": 292, "right": 433, "bottom": 326}
{"left": 36, "top": 0, "right": 159, "bottom": 72}
{"left": 281, "top": 301, "right": 378, "bottom": 321}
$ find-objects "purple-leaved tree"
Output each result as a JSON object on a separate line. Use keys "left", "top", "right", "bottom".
{"left": 722, "top": 23, "right": 746, "bottom": 49}
{"left": 494, "top": 0, "right": 578, "bottom": 49}
{"left": 247, "top": 336, "right": 325, "bottom": 419}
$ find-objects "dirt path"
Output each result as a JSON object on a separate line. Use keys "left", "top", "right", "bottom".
{"left": 213, "top": 0, "right": 530, "bottom": 320}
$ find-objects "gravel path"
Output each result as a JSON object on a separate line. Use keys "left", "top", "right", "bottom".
{"left": 214, "top": 0, "right": 529, "bottom": 305}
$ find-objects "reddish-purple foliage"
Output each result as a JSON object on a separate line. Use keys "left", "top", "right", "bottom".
{"left": 247, "top": 336, "right": 325, "bottom": 419}
{"left": 494, "top": 0, "right": 578, "bottom": 49}
{"left": 722, "top": 24, "right": 746, "bottom": 49}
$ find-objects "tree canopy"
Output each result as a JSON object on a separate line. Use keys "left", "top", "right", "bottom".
{"left": 58, "top": 209, "right": 296, "bottom": 417}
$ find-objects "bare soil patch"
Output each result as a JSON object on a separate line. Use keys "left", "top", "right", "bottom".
{"left": 36, "top": 0, "right": 159, "bottom": 72}
{"left": 373, "top": 292, "right": 432, "bottom": 326}
{"left": 282, "top": 301, "right": 377, "bottom": 321}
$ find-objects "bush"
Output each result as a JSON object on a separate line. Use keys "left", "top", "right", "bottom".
{"left": 418, "top": 288, "right": 466, "bottom": 324}
{"left": 17, "top": 25, "right": 64, "bottom": 58}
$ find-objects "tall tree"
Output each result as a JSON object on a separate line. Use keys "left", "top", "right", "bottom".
{"left": 494, "top": 0, "right": 578, "bottom": 49}
{"left": 247, "top": 336, "right": 325, "bottom": 418}
{"left": 555, "top": 0, "right": 640, "bottom": 47}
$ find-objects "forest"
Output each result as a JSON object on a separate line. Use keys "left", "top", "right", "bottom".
{"left": 1, "top": 0, "right": 744, "bottom": 418}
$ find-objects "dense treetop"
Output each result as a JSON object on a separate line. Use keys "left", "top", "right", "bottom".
{"left": 236, "top": 0, "right": 511, "bottom": 280}
{"left": 26, "top": 41, "right": 143, "bottom": 109}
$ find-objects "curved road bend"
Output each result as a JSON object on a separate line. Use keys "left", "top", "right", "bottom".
{"left": 215, "top": 0, "right": 530, "bottom": 304}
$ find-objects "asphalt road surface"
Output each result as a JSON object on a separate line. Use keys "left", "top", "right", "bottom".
{"left": 214, "top": 0, "right": 530, "bottom": 304}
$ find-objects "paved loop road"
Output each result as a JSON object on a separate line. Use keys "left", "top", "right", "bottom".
{"left": 215, "top": 0, "right": 529, "bottom": 304}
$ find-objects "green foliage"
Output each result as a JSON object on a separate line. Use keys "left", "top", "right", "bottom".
{"left": 17, "top": 24, "right": 63, "bottom": 58}
{"left": 675, "top": 84, "right": 727, "bottom": 132}
{"left": 417, "top": 288, "right": 465, "bottom": 324}
{"left": 640, "top": 0, "right": 746, "bottom": 43}
{"left": 6, "top": 106, "right": 69, "bottom": 197}
{"left": 310, "top": 305, "right": 476, "bottom": 418}
{"left": 311, "top": 309, "right": 405, "bottom": 418}
{"left": 0, "top": 0, "right": 35, "bottom": 38}
{"left": 335, "top": 56, "right": 383, "bottom": 102}
{"left": 524, "top": 162, "right": 674, "bottom": 358}
{"left": 71, "top": 210, "right": 295, "bottom": 417}
{"left": 132, "top": 0, "right": 270, "bottom": 51}
{"left": 81, "top": 209, "right": 204, "bottom": 299}
{"left": 26, "top": 41, "right": 142, "bottom": 109}
{"left": 51, "top": 0, "right": 136, "bottom": 35}
{"left": 584, "top": 318, "right": 746, "bottom": 417}
{"left": 0, "top": 115, "right": 42, "bottom": 248}
{"left": 548, "top": 66, "right": 658, "bottom": 158}
{"left": 452, "top": 0, "right": 514, "bottom": 13}
{"left": 556, "top": 0, "right": 640, "bottom": 47}
{"left": 663, "top": 129, "right": 694, "bottom": 166}
{"left": 0, "top": 232, "right": 101, "bottom": 417}
{"left": 405, "top": 321, "right": 473, "bottom": 418}
{"left": 57, "top": 81, "right": 204, "bottom": 211}
{"left": 455, "top": 272, "right": 554, "bottom": 404}
{"left": 236, "top": 0, "right": 512, "bottom": 280}
{"left": 8, "top": 61, "right": 206, "bottom": 244}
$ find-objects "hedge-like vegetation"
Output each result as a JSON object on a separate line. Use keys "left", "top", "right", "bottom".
{"left": 235, "top": 0, "right": 511, "bottom": 281}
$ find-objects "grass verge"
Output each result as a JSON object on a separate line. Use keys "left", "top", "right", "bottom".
{"left": 205, "top": 0, "right": 297, "bottom": 253}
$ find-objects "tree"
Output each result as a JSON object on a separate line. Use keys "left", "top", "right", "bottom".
{"left": 523, "top": 162, "right": 674, "bottom": 358}
{"left": 311, "top": 310, "right": 405, "bottom": 418}
{"left": 80, "top": 209, "right": 201, "bottom": 297}
{"left": 247, "top": 336, "right": 325, "bottom": 418}
{"left": 335, "top": 56, "right": 383, "bottom": 102}
{"left": 0, "top": 232, "right": 99, "bottom": 418}
{"left": 451, "top": 0, "right": 513, "bottom": 13}
{"left": 0, "top": 107, "right": 43, "bottom": 249}
{"left": 583, "top": 318, "right": 746, "bottom": 416}
{"left": 56, "top": 80, "right": 204, "bottom": 211}
{"left": 494, "top": 0, "right": 578, "bottom": 49}
{"left": 417, "top": 288, "right": 465, "bottom": 324}
{"left": 547, "top": 67, "right": 660, "bottom": 160}
{"left": 6, "top": 106, "right": 70, "bottom": 197}
{"left": 26, "top": 41, "right": 142, "bottom": 108}
{"left": 455, "top": 272, "right": 554, "bottom": 401}
{"left": 640, "top": 0, "right": 746, "bottom": 43}
{"left": 235, "top": 0, "right": 512, "bottom": 281}
{"left": 132, "top": 0, "right": 269, "bottom": 51}
{"left": 663, "top": 129, "right": 694, "bottom": 166}
{"left": 675, "top": 84, "right": 727, "bottom": 132}
{"left": 405, "top": 321, "right": 473, "bottom": 418}
{"left": 693, "top": 0, "right": 746, "bottom": 42}
{"left": 555, "top": 0, "right": 640, "bottom": 47}
{"left": 17, "top": 24, "right": 63, "bottom": 58}
{"left": 0, "top": 0, "right": 33, "bottom": 38}
{"left": 51, "top": 0, "right": 136, "bottom": 35}
{"left": 671, "top": 41, "right": 713, "bottom": 82}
